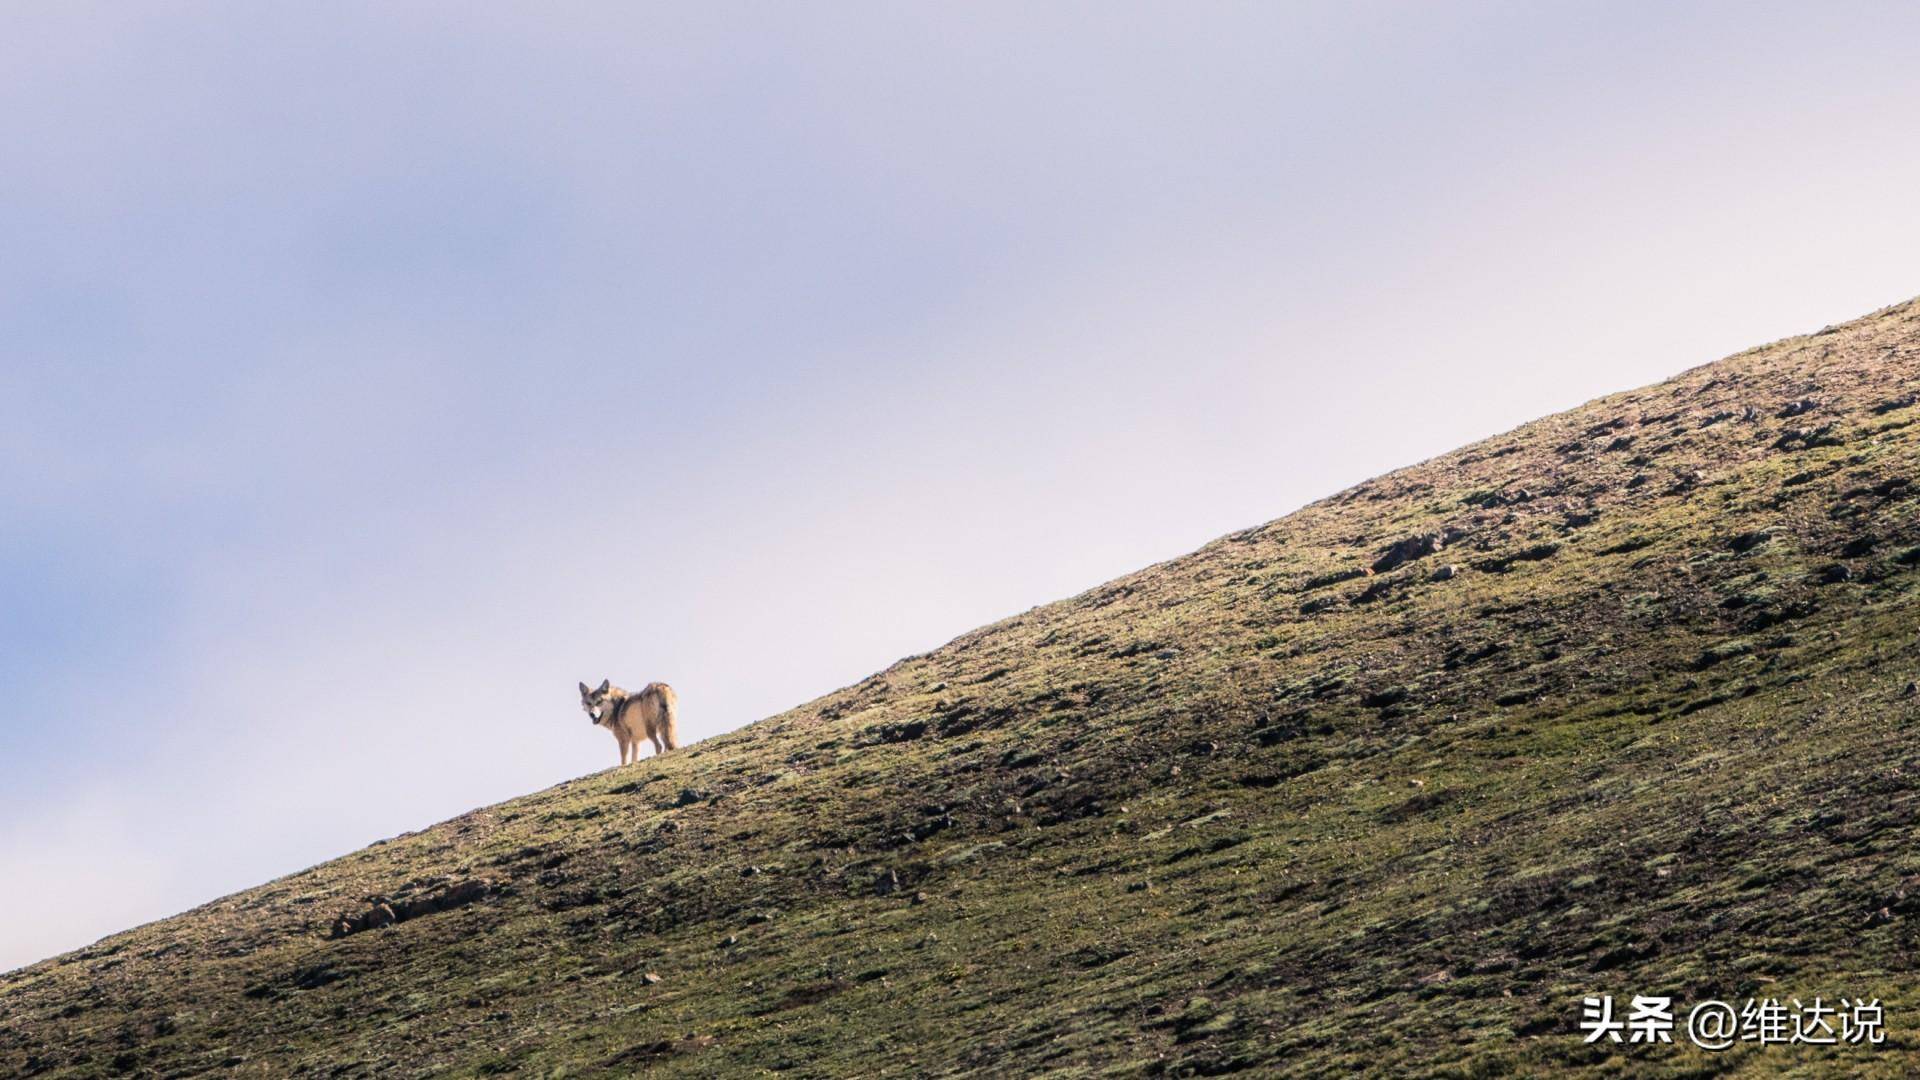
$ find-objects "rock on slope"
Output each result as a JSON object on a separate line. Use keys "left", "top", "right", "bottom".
{"left": 7, "top": 299, "right": 1920, "bottom": 1078}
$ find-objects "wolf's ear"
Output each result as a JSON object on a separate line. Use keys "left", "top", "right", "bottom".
{"left": 596, "top": 679, "right": 611, "bottom": 694}
{"left": 579, "top": 681, "right": 591, "bottom": 697}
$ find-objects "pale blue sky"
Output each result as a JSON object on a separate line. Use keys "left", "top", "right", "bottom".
{"left": 5, "top": 2, "right": 1920, "bottom": 971}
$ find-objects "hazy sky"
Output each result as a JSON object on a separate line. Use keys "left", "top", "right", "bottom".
{"left": 5, "top": 2, "right": 1920, "bottom": 972}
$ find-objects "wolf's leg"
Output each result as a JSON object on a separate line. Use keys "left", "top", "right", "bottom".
{"left": 618, "top": 736, "right": 630, "bottom": 766}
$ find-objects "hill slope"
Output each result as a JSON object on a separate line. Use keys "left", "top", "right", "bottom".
{"left": 8, "top": 300, "right": 1920, "bottom": 1078}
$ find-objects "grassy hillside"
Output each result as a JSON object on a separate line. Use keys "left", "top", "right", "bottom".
{"left": 8, "top": 299, "right": 1920, "bottom": 1077}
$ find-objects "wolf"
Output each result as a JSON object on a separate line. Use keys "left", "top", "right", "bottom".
{"left": 579, "top": 679, "right": 679, "bottom": 765}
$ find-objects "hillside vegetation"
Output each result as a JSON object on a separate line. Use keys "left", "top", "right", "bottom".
{"left": 8, "top": 300, "right": 1920, "bottom": 1077}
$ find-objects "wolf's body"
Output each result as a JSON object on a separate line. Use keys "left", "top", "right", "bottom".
{"left": 579, "top": 680, "right": 679, "bottom": 765}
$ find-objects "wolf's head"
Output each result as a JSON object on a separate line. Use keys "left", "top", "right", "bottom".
{"left": 579, "top": 679, "right": 613, "bottom": 725}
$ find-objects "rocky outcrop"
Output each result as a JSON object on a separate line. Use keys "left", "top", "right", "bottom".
{"left": 330, "top": 878, "right": 492, "bottom": 939}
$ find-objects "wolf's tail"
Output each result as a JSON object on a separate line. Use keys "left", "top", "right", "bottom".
{"left": 658, "top": 685, "right": 680, "bottom": 751}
